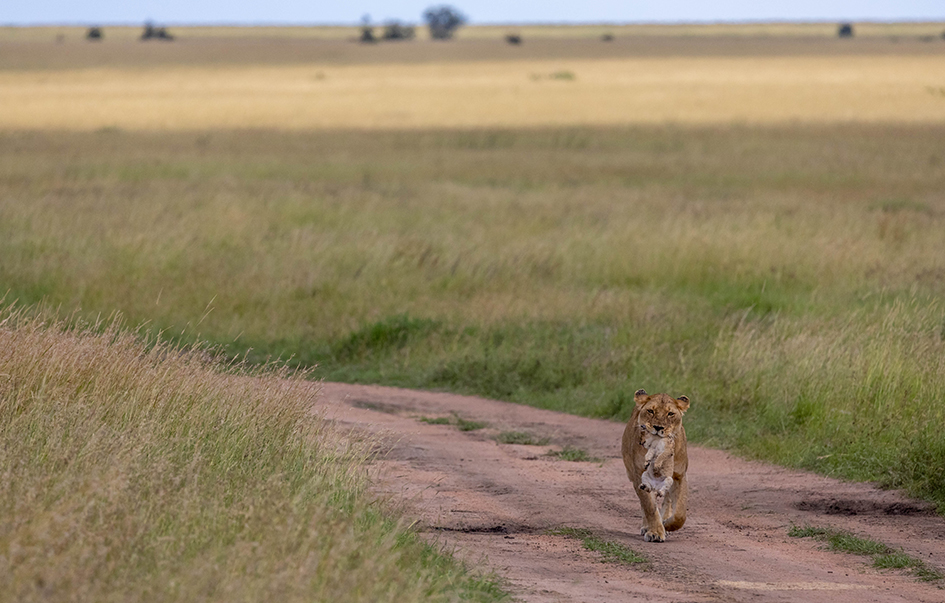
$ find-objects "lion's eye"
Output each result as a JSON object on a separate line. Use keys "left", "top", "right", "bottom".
{"left": 646, "top": 409, "right": 654, "bottom": 414}
{"left": 668, "top": 412, "right": 675, "bottom": 417}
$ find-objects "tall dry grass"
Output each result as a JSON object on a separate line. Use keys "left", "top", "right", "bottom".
{"left": 2, "top": 126, "right": 942, "bottom": 341}
{"left": 0, "top": 308, "right": 504, "bottom": 602}
{"left": 708, "top": 297, "right": 945, "bottom": 504}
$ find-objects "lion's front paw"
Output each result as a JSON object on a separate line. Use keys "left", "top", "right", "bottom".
{"left": 642, "top": 528, "right": 666, "bottom": 543}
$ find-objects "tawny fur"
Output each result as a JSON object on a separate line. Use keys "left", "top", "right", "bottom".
{"left": 621, "top": 389, "right": 690, "bottom": 543}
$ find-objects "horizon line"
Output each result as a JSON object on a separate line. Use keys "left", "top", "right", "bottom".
{"left": 4, "top": 18, "right": 945, "bottom": 28}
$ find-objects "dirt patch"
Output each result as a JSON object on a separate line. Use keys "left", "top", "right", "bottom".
{"left": 319, "top": 382, "right": 945, "bottom": 603}
{"left": 795, "top": 498, "right": 936, "bottom": 516}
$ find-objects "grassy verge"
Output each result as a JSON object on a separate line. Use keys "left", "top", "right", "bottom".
{"left": 0, "top": 309, "right": 507, "bottom": 602}
{"left": 789, "top": 526, "right": 943, "bottom": 583}
{"left": 547, "top": 528, "right": 647, "bottom": 565}
{"left": 2, "top": 126, "right": 945, "bottom": 511}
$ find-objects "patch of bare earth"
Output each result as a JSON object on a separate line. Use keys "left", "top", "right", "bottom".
{"left": 319, "top": 382, "right": 945, "bottom": 603}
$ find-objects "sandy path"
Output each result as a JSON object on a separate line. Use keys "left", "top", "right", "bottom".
{"left": 318, "top": 382, "right": 945, "bottom": 603}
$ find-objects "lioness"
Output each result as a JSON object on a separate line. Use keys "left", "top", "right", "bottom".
{"left": 621, "top": 389, "right": 690, "bottom": 542}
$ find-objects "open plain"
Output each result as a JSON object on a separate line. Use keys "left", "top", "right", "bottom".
{"left": 2, "top": 23, "right": 945, "bottom": 602}
{"left": 2, "top": 30, "right": 945, "bottom": 129}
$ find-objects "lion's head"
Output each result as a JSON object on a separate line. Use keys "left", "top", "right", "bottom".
{"left": 634, "top": 389, "right": 690, "bottom": 439}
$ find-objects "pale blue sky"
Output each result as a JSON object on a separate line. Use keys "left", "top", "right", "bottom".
{"left": 4, "top": 1, "right": 943, "bottom": 26}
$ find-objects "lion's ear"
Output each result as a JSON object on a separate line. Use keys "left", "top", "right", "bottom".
{"left": 633, "top": 389, "right": 648, "bottom": 406}
{"left": 675, "top": 395, "right": 690, "bottom": 413}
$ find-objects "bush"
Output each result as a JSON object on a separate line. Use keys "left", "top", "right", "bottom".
{"left": 423, "top": 5, "right": 467, "bottom": 40}
{"left": 382, "top": 22, "right": 416, "bottom": 41}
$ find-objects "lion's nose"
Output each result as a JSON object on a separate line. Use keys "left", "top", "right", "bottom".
{"left": 653, "top": 425, "right": 664, "bottom": 433}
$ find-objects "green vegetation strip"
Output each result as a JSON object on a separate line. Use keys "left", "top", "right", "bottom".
{"left": 495, "top": 431, "right": 550, "bottom": 446}
{"left": 546, "top": 446, "right": 602, "bottom": 463}
{"left": 419, "top": 413, "right": 488, "bottom": 431}
{"left": 548, "top": 528, "right": 647, "bottom": 565}
{"left": 789, "top": 525, "right": 943, "bottom": 582}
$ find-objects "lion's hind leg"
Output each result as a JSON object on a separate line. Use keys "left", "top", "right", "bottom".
{"left": 662, "top": 473, "right": 688, "bottom": 532}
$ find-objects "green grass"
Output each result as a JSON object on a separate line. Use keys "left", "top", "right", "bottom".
{"left": 789, "top": 526, "right": 890, "bottom": 556}
{"left": 547, "top": 528, "right": 647, "bottom": 565}
{"left": 546, "top": 446, "right": 601, "bottom": 463}
{"left": 420, "top": 416, "right": 454, "bottom": 425}
{"left": 419, "top": 414, "right": 488, "bottom": 431}
{"left": 495, "top": 431, "right": 551, "bottom": 446}
{"left": 0, "top": 308, "right": 508, "bottom": 603}
{"left": 874, "top": 553, "right": 945, "bottom": 582}
{"left": 3, "top": 125, "right": 945, "bottom": 512}
{"left": 457, "top": 417, "right": 489, "bottom": 432}
{"left": 789, "top": 525, "right": 943, "bottom": 583}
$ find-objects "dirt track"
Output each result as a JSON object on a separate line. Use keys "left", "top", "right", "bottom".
{"left": 319, "top": 382, "right": 945, "bottom": 603}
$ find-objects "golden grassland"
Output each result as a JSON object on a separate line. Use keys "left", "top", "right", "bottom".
{"left": 1, "top": 57, "right": 944, "bottom": 129}
{"left": 1, "top": 28, "right": 944, "bottom": 130}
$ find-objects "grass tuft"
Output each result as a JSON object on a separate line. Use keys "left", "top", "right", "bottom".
{"left": 419, "top": 413, "right": 488, "bottom": 432}
{"left": 873, "top": 553, "right": 945, "bottom": 582}
{"left": 495, "top": 431, "right": 551, "bottom": 446}
{"left": 546, "top": 446, "right": 601, "bottom": 463}
{"left": 789, "top": 525, "right": 942, "bottom": 583}
{"left": 457, "top": 416, "right": 489, "bottom": 432}
{"left": 547, "top": 527, "right": 647, "bottom": 565}
{"left": 420, "top": 416, "right": 454, "bottom": 425}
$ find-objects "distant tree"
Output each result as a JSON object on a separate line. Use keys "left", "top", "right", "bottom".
{"left": 360, "top": 14, "right": 376, "bottom": 43}
{"left": 86, "top": 26, "right": 103, "bottom": 41}
{"left": 382, "top": 21, "right": 415, "bottom": 41}
{"left": 600, "top": 33, "right": 614, "bottom": 42}
{"left": 141, "top": 21, "right": 174, "bottom": 41}
{"left": 837, "top": 23, "right": 854, "bottom": 38}
{"left": 505, "top": 34, "right": 522, "bottom": 45}
{"left": 423, "top": 5, "right": 467, "bottom": 40}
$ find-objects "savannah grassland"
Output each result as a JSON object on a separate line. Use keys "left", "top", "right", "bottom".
{"left": 2, "top": 23, "right": 945, "bottom": 600}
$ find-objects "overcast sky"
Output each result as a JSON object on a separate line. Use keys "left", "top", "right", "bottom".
{"left": 4, "top": 1, "right": 943, "bottom": 26}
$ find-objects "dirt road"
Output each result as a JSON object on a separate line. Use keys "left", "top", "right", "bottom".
{"left": 318, "top": 382, "right": 945, "bottom": 603}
